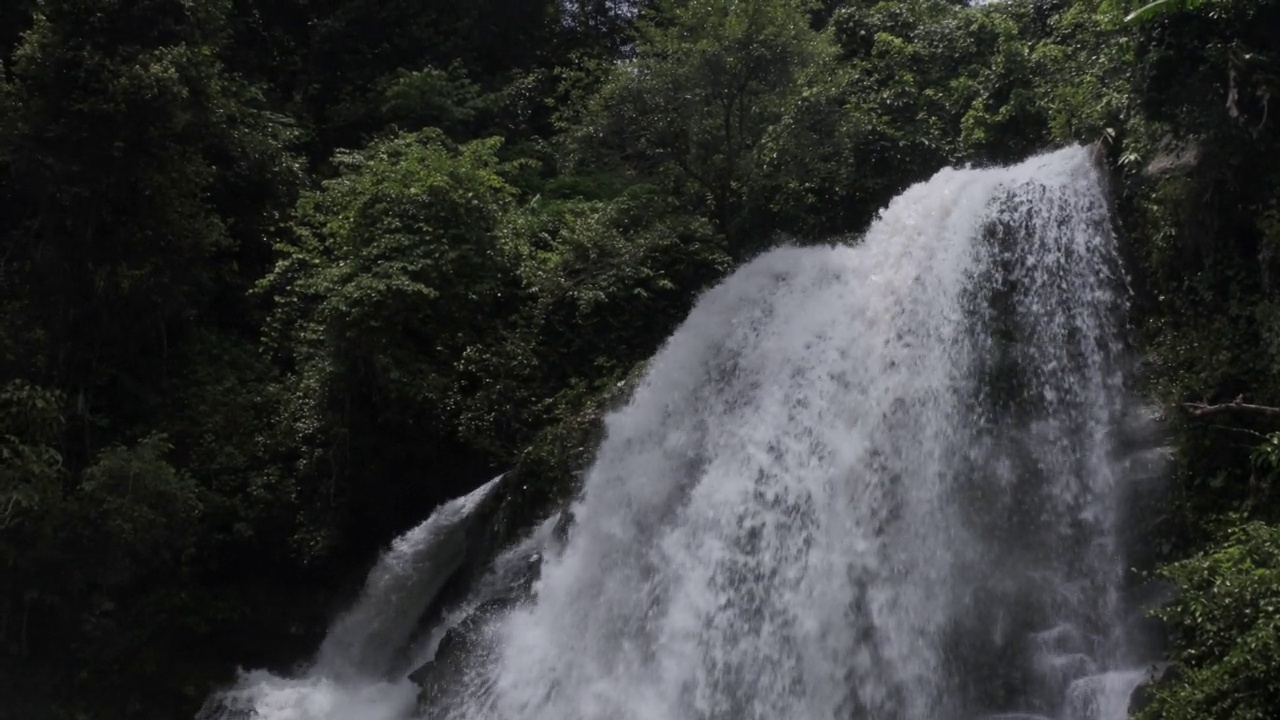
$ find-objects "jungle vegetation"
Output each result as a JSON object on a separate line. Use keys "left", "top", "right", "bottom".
{"left": 0, "top": 0, "right": 1277, "bottom": 717}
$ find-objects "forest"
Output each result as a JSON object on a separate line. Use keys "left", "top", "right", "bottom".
{"left": 0, "top": 0, "right": 1278, "bottom": 717}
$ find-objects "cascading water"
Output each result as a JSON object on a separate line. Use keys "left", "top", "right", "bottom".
{"left": 200, "top": 145, "right": 1163, "bottom": 720}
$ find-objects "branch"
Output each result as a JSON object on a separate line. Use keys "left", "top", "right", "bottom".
{"left": 1183, "top": 398, "right": 1280, "bottom": 418}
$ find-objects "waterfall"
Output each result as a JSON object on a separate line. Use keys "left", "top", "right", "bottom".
{"left": 200, "top": 145, "right": 1162, "bottom": 720}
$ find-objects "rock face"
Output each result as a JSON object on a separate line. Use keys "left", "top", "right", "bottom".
{"left": 1142, "top": 139, "right": 1201, "bottom": 178}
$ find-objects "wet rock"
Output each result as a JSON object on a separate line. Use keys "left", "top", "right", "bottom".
{"left": 193, "top": 695, "right": 254, "bottom": 720}
{"left": 409, "top": 597, "right": 521, "bottom": 711}
{"left": 404, "top": 519, "right": 556, "bottom": 716}
{"left": 1142, "top": 139, "right": 1201, "bottom": 178}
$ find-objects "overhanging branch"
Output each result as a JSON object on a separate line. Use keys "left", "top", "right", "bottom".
{"left": 1183, "top": 398, "right": 1280, "bottom": 419}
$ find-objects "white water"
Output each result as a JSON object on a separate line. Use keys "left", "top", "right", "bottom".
{"left": 201, "top": 145, "right": 1159, "bottom": 720}
{"left": 452, "top": 145, "right": 1148, "bottom": 720}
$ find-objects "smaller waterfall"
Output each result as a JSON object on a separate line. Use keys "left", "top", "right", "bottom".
{"left": 197, "top": 475, "right": 504, "bottom": 720}
{"left": 315, "top": 475, "right": 504, "bottom": 679}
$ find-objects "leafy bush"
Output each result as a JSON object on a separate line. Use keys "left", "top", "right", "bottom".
{"left": 261, "top": 129, "right": 523, "bottom": 558}
{"left": 1140, "top": 521, "right": 1280, "bottom": 720}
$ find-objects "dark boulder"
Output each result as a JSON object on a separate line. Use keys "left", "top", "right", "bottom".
{"left": 409, "top": 597, "right": 523, "bottom": 713}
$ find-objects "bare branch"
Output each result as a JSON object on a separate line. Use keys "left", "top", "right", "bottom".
{"left": 1183, "top": 398, "right": 1280, "bottom": 419}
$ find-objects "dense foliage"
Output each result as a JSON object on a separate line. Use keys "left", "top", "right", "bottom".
{"left": 0, "top": 0, "right": 1277, "bottom": 716}
{"left": 1112, "top": 0, "right": 1280, "bottom": 715}
{"left": 1145, "top": 521, "right": 1280, "bottom": 720}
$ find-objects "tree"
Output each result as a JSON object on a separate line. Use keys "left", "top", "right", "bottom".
{"left": 0, "top": 0, "right": 35, "bottom": 69}
{"left": 0, "top": 381, "right": 61, "bottom": 538}
{"left": 569, "top": 0, "right": 842, "bottom": 254}
{"left": 0, "top": 1, "right": 302, "bottom": 715}
{"left": 0, "top": 0, "right": 300, "bottom": 458}
{"left": 261, "top": 130, "right": 522, "bottom": 558}
{"left": 255, "top": 0, "right": 560, "bottom": 149}
{"left": 1139, "top": 521, "right": 1280, "bottom": 720}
